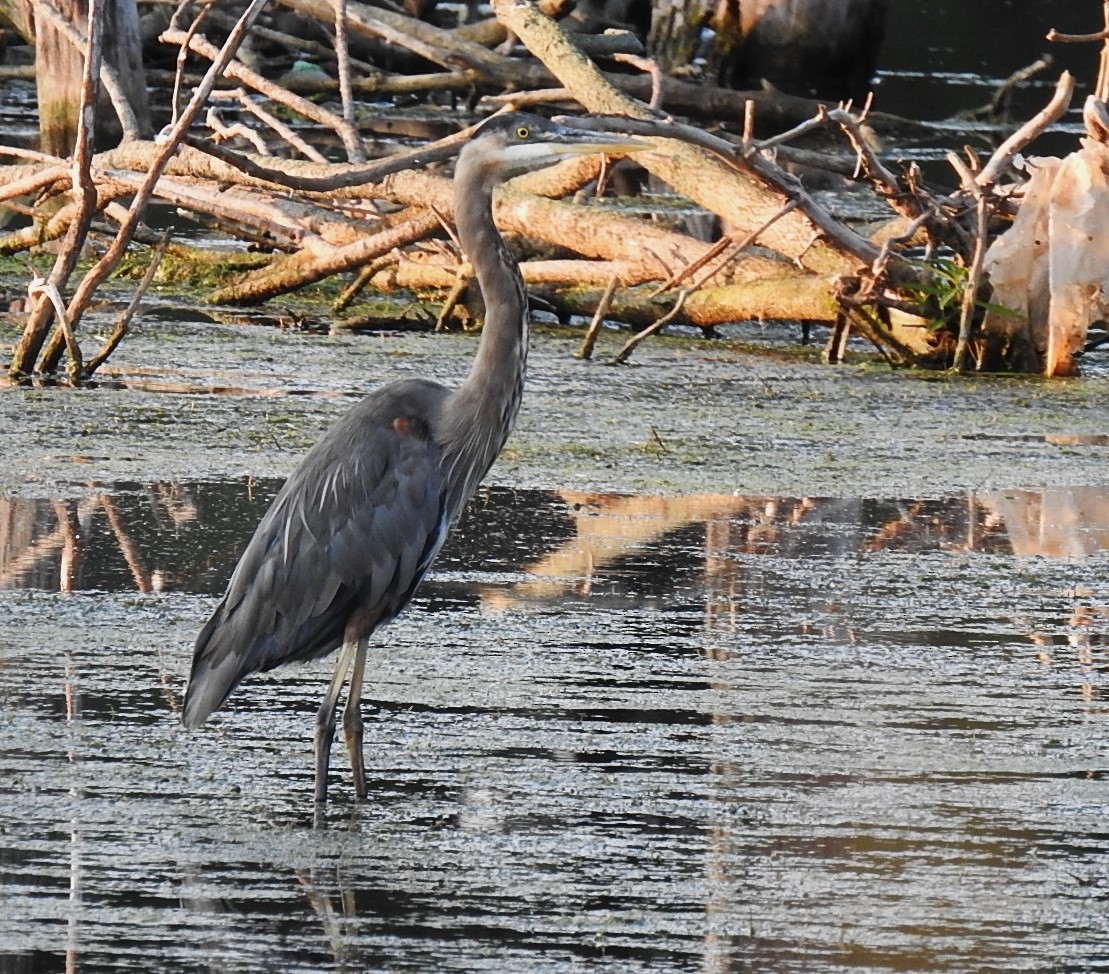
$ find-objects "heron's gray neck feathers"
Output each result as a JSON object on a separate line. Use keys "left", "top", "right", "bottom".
{"left": 441, "top": 155, "right": 529, "bottom": 517}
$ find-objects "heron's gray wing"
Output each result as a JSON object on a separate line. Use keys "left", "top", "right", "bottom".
{"left": 182, "top": 396, "right": 448, "bottom": 727}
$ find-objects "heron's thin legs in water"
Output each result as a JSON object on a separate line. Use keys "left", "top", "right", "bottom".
{"left": 342, "top": 639, "right": 370, "bottom": 801}
{"left": 314, "top": 637, "right": 359, "bottom": 804}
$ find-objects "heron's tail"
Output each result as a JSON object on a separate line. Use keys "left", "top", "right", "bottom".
{"left": 181, "top": 605, "right": 244, "bottom": 729}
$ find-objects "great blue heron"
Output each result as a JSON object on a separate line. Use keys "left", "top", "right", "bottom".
{"left": 181, "top": 113, "right": 646, "bottom": 804}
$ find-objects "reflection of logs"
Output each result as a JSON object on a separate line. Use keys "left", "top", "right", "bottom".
{"left": 482, "top": 491, "right": 763, "bottom": 608}
{"left": 0, "top": 497, "right": 99, "bottom": 590}
{"left": 981, "top": 488, "right": 1109, "bottom": 558}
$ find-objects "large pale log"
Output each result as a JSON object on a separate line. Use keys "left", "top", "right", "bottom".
{"left": 369, "top": 258, "right": 640, "bottom": 291}
{"left": 533, "top": 275, "right": 838, "bottom": 327}
{"left": 207, "top": 209, "right": 441, "bottom": 305}
{"left": 491, "top": 0, "right": 870, "bottom": 278}
{"left": 363, "top": 261, "right": 836, "bottom": 327}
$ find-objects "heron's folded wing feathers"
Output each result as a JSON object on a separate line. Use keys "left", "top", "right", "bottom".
{"left": 182, "top": 405, "right": 447, "bottom": 727}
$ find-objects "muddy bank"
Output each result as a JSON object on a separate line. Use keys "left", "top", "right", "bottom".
{"left": 2, "top": 312, "right": 1108, "bottom": 499}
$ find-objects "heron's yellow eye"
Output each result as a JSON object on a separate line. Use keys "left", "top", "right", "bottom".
{"left": 516, "top": 126, "right": 530, "bottom": 140}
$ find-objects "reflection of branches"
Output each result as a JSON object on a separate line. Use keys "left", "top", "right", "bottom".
{"left": 0, "top": 485, "right": 199, "bottom": 594}
{"left": 51, "top": 500, "right": 83, "bottom": 592}
{"left": 99, "top": 495, "right": 152, "bottom": 594}
{"left": 153, "top": 483, "right": 198, "bottom": 527}
{"left": 0, "top": 497, "right": 100, "bottom": 590}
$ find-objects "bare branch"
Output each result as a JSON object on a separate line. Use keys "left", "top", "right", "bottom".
{"left": 610, "top": 289, "right": 689, "bottom": 364}
{"left": 85, "top": 230, "right": 174, "bottom": 377}
{"left": 976, "top": 72, "right": 1075, "bottom": 187}
{"left": 576, "top": 273, "right": 621, "bottom": 359}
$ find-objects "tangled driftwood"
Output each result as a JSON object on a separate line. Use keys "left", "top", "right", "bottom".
{"left": 0, "top": 0, "right": 1103, "bottom": 380}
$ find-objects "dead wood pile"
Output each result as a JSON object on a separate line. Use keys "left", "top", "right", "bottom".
{"left": 0, "top": 0, "right": 1106, "bottom": 380}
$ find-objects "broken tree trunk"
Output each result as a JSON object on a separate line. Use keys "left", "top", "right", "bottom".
{"left": 3, "top": 0, "right": 151, "bottom": 154}
{"left": 710, "top": 0, "right": 888, "bottom": 99}
{"left": 981, "top": 97, "right": 1109, "bottom": 376}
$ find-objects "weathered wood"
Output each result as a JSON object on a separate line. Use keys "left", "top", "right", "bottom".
{"left": 3, "top": 0, "right": 150, "bottom": 155}
{"left": 492, "top": 0, "right": 863, "bottom": 278}
{"left": 533, "top": 275, "right": 839, "bottom": 327}
{"left": 32, "top": 0, "right": 85, "bottom": 155}
{"left": 84, "top": 140, "right": 788, "bottom": 298}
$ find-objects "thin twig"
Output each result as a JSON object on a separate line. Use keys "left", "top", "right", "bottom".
{"left": 210, "top": 88, "right": 329, "bottom": 163}
{"left": 948, "top": 153, "right": 989, "bottom": 372}
{"left": 85, "top": 230, "right": 174, "bottom": 377}
{"left": 609, "top": 290, "right": 688, "bottom": 365}
{"left": 206, "top": 107, "right": 269, "bottom": 153}
{"left": 612, "top": 53, "right": 663, "bottom": 110}
{"left": 334, "top": 255, "right": 396, "bottom": 311}
{"left": 435, "top": 268, "right": 472, "bottom": 332}
{"left": 753, "top": 106, "right": 830, "bottom": 152}
{"left": 170, "top": 1, "right": 212, "bottom": 131}
{"left": 825, "top": 107, "right": 902, "bottom": 197}
{"left": 333, "top": 0, "right": 366, "bottom": 161}
{"left": 1046, "top": 28, "right": 1109, "bottom": 42}
{"left": 989, "top": 56, "right": 1053, "bottom": 115}
{"left": 651, "top": 235, "right": 730, "bottom": 297}
{"left": 1101, "top": 0, "right": 1109, "bottom": 102}
{"left": 652, "top": 198, "right": 800, "bottom": 297}
{"left": 689, "top": 199, "right": 801, "bottom": 290}
{"left": 576, "top": 273, "right": 620, "bottom": 359}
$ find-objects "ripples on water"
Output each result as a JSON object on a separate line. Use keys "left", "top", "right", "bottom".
{"left": 1, "top": 481, "right": 1107, "bottom": 972}
{"left": 2, "top": 2, "right": 1107, "bottom": 967}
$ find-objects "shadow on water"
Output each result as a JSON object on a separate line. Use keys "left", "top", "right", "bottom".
{"left": 1, "top": 482, "right": 1109, "bottom": 972}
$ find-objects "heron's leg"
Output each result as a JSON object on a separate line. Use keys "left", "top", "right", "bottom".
{"left": 314, "top": 637, "right": 359, "bottom": 804}
{"left": 341, "top": 637, "right": 370, "bottom": 802}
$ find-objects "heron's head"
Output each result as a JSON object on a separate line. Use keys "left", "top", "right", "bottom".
{"left": 458, "top": 112, "right": 648, "bottom": 183}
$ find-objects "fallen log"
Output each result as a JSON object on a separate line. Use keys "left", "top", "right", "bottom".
{"left": 491, "top": 0, "right": 874, "bottom": 278}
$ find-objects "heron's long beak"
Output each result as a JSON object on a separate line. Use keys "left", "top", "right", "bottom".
{"left": 547, "top": 131, "right": 651, "bottom": 157}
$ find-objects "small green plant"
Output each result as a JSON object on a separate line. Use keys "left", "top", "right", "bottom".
{"left": 902, "top": 256, "right": 1019, "bottom": 331}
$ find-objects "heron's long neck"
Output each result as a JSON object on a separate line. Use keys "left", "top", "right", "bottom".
{"left": 441, "top": 156, "right": 529, "bottom": 514}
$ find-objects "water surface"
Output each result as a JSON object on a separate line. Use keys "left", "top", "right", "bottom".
{"left": 1, "top": 482, "right": 1107, "bottom": 972}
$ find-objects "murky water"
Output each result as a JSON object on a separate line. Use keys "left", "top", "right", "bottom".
{"left": 2, "top": 482, "right": 1108, "bottom": 972}
{"left": 3, "top": 4, "right": 1109, "bottom": 969}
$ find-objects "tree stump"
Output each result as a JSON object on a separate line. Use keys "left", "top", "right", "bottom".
{"left": 3, "top": 0, "right": 150, "bottom": 156}
{"left": 649, "top": 0, "right": 887, "bottom": 101}
{"left": 713, "top": 0, "right": 887, "bottom": 99}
